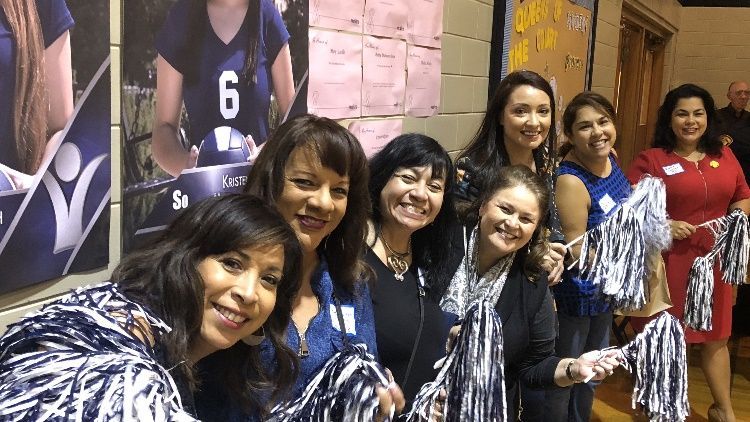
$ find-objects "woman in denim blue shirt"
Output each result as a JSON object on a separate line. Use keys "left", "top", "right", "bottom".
{"left": 195, "top": 114, "right": 404, "bottom": 420}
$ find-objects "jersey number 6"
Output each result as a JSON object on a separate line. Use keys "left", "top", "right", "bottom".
{"left": 219, "top": 71, "right": 240, "bottom": 119}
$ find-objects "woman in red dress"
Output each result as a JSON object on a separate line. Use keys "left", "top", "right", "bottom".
{"left": 627, "top": 84, "right": 750, "bottom": 422}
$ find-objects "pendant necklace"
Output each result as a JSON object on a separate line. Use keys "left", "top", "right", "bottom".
{"left": 381, "top": 235, "right": 411, "bottom": 281}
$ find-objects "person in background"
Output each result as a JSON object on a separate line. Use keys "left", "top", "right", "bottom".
{"left": 717, "top": 81, "right": 750, "bottom": 184}
{"left": 627, "top": 83, "right": 750, "bottom": 422}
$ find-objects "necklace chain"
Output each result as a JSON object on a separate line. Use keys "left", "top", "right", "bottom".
{"left": 381, "top": 234, "right": 411, "bottom": 282}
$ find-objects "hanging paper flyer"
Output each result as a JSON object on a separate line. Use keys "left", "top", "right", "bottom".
{"left": 406, "top": 0, "right": 443, "bottom": 48}
{"left": 308, "top": 29, "right": 363, "bottom": 119}
{"left": 364, "top": 0, "right": 407, "bottom": 39}
{"left": 348, "top": 119, "right": 403, "bottom": 157}
{"left": 310, "top": 0, "right": 364, "bottom": 32}
{"left": 362, "top": 36, "right": 406, "bottom": 117}
{"left": 405, "top": 45, "right": 441, "bottom": 117}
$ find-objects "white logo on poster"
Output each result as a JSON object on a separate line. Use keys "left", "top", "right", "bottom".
{"left": 42, "top": 142, "right": 108, "bottom": 254}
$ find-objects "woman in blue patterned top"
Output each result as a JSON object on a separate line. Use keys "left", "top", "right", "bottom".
{"left": 195, "top": 115, "right": 405, "bottom": 421}
{"left": 545, "top": 92, "right": 631, "bottom": 421}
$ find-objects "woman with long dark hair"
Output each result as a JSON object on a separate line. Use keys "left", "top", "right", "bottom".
{"left": 0, "top": 0, "right": 74, "bottom": 188}
{"left": 627, "top": 84, "right": 750, "bottom": 422}
{"left": 0, "top": 194, "right": 303, "bottom": 419}
{"left": 455, "top": 70, "right": 564, "bottom": 285}
{"left": 152, "top": 0, "right": 295, "bottom": 177}
{"left": 366, "top": 133, "right": 459, "bottom": 405}
{"left": 196, "top": 114, "right": 404, "bottom": 420}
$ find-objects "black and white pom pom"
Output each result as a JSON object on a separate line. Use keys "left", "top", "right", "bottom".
{"left": 683, "top": 255, "right": 715, "bottom": 332}
{"left": 626, "top": 175, "right": 672, "bottom": 254}
{"left": 268, "top": 344, "right": 392, "bottom": 422}
{"left": 619, "top": 312, "right": 689, "bottom": 422}
{"left": 0, "top": 283, "right": 194, "bottom": 421}
{"left": 577, "top": 204, "right": 647, "bottom": 312}
{"left": 716, "top": 209, "right": 750, "bottom": 285}
{"left": 405, "top": 301, "right": 506, "bottom": 422}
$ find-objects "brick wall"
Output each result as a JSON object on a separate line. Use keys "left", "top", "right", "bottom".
{"left": 672, "top": 7, "right": 750, "bottom": 106}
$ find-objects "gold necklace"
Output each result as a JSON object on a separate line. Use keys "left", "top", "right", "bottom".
{"left": 381, "top": 235, "right": 411, "bottom": 281}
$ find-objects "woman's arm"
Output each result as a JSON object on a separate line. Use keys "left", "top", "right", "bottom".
{"left": 555, "top": 174, "right": 591, "bottom": 261}
{"left": 44, "top": 30, "right": 74, "bottom": 133}
{"left": 152, "top": 55, "right": 197, "bottom": 177}
{"left": 271, "top": 43, "right": 295, "bottom": 119}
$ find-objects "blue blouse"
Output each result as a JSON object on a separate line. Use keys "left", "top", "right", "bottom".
{"left": 552, "top": 155, "right": 631, "bottom": 316}
{"left": 194, "top": 257, "right": 378, "bottom": 421}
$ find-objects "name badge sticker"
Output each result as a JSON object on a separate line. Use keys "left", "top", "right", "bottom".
{"left": 330, "top": 304, "right": 357, "bottom": 335}
{"left": 663, "top": 163, "right": 684, "bottom": 176}
{"left": 598, "top": 194, "right": 617, "bottom": 214}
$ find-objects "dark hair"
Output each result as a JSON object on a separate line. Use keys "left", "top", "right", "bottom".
{"left": 2, "top": 0, "right": 46, "bottom": 173}
{"left": 368, "top": 134, "right": 458, "bottom": 300}
{"left": 183, "top": 0, "right": 260, "bottom": 86}
{"left": 115, "top": 194, "right": 302, "bottom": 412}
{"left": 245, "top": 114, "right": 371, "bottom": 292}
{"left": 560, "top": 91, "right": 616, "bottom": 157}
{"left": 468, "top": 165, "right": 550, "bottom": 281}
{"left": 458, "top": 70, "right": 557, "bottom": 192}
{"left": 652, "top": 83, "right": 722, "bottom": 156}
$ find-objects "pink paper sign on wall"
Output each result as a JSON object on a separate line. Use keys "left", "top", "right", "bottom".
{"left": 405, "top": 45, "right": 441, "bottom": 117}
{"left": 362, "top": 36, "right": 406, "bottom": 117}
{"left": 406, "top": 0, "right": 443, "bottom": 48}
{"left": 364, "top": 0, "right": 407, "bottom": 39}
{"left": 348, "top": 119, "right": 404, "bottom": 157}
{"left": 310, "top": 0, "right": 365, "bottom": 32}
{"left": 308, "top": 28, "right": 363, "bottom": 119}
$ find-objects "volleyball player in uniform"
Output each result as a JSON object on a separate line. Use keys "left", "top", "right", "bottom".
{"left": 152, "top": 0, "right": 294, "bottom": 177}
{"left": 0, "top": 0, "right": 74, "bottom": 189}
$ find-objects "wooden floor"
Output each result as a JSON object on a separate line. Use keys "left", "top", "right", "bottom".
{"left": 591, "top": 325, "right": 750, "bottom": 421}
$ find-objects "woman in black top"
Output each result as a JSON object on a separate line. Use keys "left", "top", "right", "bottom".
{"left": 441, "top": 166, "right": 620, "bottom": 420}
{"left": 367, "top": 133, "right": 460, "bottom": 404}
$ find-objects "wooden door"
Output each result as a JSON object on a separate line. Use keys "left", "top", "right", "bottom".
{"left": 613, "top": 18, "right": 666, "bottom": 170}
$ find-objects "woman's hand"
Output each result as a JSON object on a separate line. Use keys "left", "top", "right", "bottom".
{"left": 543, "top": 243, "right": 565, "bottom": 285}
{"left": 669, "top": 220, "right": 696, "bottom": 240}
{"left": 430, "top": 388, "right": 447, "bottom": 421}
{"left": 572, "top": 349, "right": 621, "bottom": 382}
{"left": 376, "top": 369, "right": 405, "bottom": 421}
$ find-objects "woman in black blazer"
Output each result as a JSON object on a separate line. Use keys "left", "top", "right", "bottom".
{"left": 441, "top": 165, "right": 620, "bottom": 421}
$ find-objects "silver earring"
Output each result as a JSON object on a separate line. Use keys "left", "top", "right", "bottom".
{"left": 242, "top": 326, "right": 266, "bottom": 346}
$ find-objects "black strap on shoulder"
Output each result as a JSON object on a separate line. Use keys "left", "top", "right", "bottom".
{"left": 401, "top": 272, "right": 425, "bottom": 387}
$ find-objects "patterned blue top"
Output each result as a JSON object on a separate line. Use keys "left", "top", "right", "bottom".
{"left": 194, "top": 257, "right": 378, "bottom": 421}
{"left": 552, "top": 155, "right": 631, "bottom": 316}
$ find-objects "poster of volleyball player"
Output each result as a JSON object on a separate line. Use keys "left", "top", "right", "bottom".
{"left": 122, "top": 0, "right": 308, "bottom": 251}
{"left": 0, "top": 0, "right": 110, "bottom": 293}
